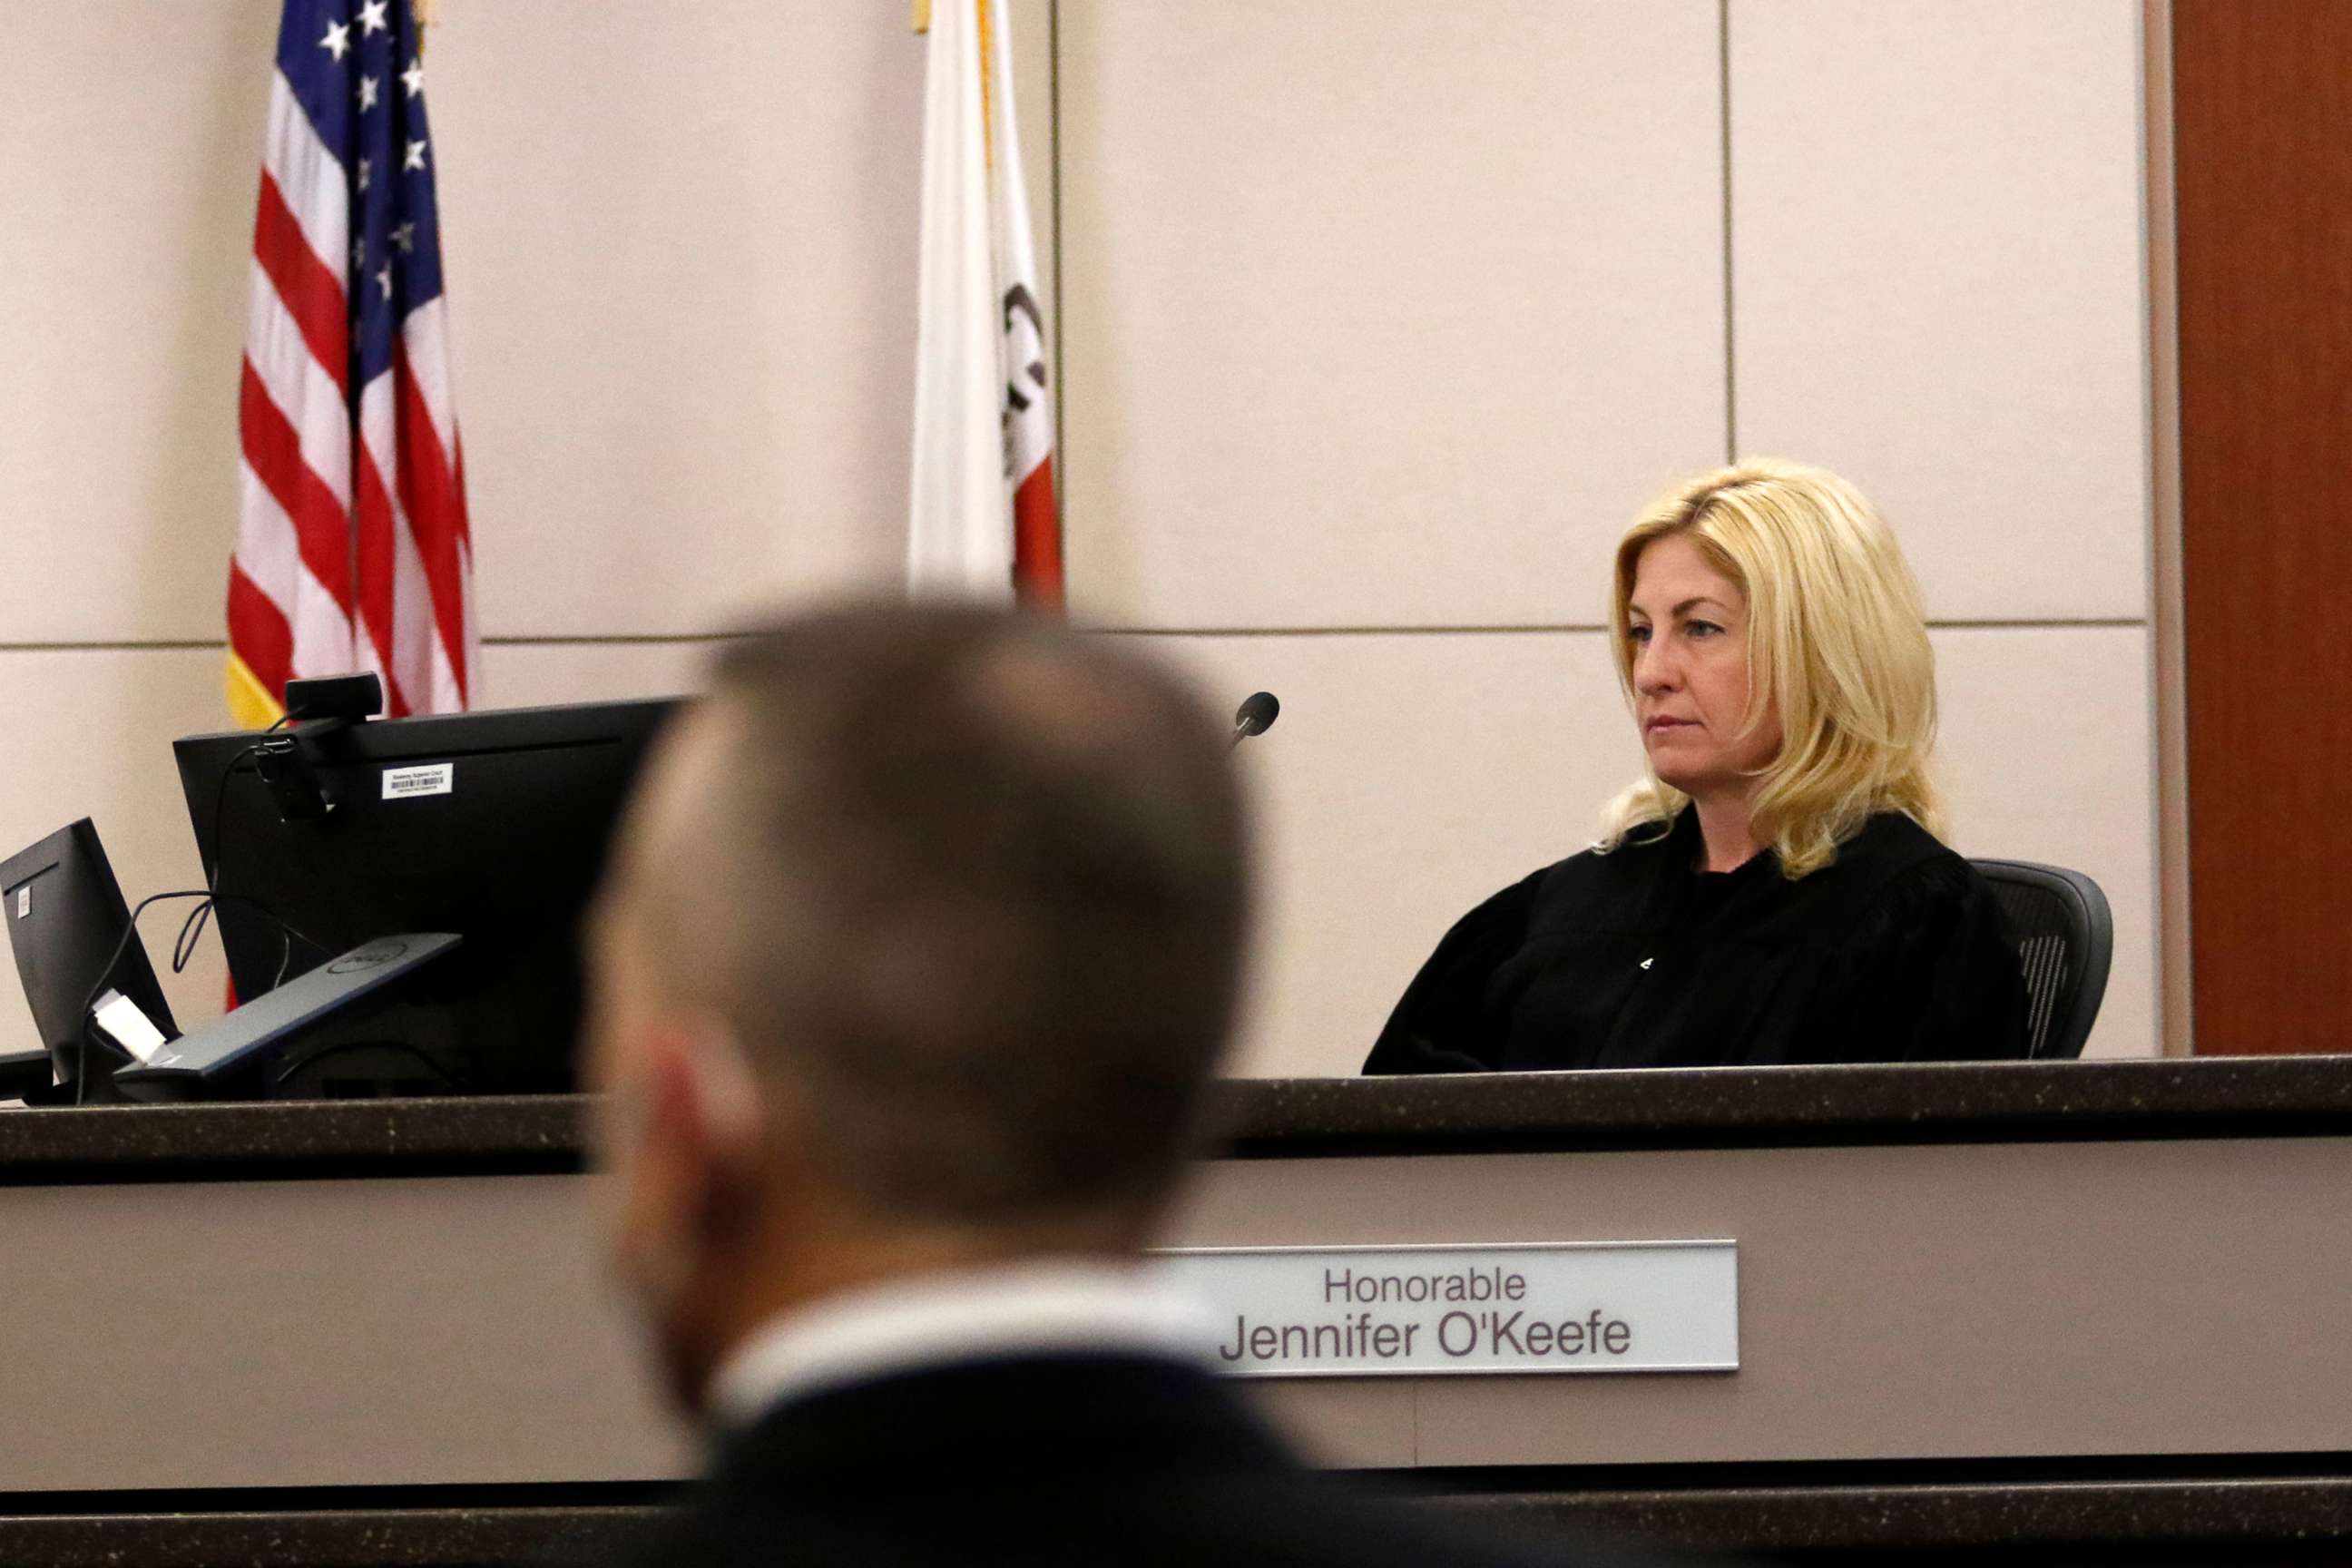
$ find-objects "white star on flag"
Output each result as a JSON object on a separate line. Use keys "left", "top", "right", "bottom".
{"left": 402, "top": 60, "right": 426, "bottom": 98}
{"left": 391, "top": 220, "right": 416, "bottom": 254}
{"left": 403, "top": 139, "right": 427, "bottom": 172}
{"left": 377, "top": 264, "right": 393, "bottom": 299}
{"left": 359, "top": 75, "right": 379, "bottom": 111}
{"left": 358, "top": 0, "right": 389, "bottom": 34}
{"left": 358, "top": 156, "right": 371, "bottom": 192}
{"left": 320, "top": 20, "right": 350, "bottom": 60}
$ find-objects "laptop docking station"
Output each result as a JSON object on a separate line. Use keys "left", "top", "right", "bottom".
{"left": 113, "top": 933, "right": 461, "bottom": 1102}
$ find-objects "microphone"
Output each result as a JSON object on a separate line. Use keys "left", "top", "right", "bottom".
{"left": 1230, "top": 691, "right": 1279, "bottom": 750}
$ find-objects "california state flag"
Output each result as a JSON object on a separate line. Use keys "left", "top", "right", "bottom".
{"left": 909, "top": 0, "right": 1062, "bottom": 607}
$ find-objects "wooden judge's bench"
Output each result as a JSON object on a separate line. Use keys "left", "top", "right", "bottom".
{"left": 5, "top": 1057, "right": 2352, "bottom": 1564}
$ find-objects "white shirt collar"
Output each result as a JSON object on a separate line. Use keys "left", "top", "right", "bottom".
{"left": 707, "top": 1259, "right": 1218, "bottom": 1430}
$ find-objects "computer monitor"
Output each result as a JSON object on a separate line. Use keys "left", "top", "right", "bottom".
{"left": 173, "top": 698, "right": 678, "bottom": 1094}
{"left": 0, "top": 819, "right": 180, "bottom": 1102}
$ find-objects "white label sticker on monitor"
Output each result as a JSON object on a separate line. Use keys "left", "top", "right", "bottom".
{"left": 382, "top": 763, "right": 455, "bottom": 800}
{"left": 14, "top": 887, "right": 26, "bottom": 919}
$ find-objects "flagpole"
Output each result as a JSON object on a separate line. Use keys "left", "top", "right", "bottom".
{"left": 913, "top": 0, "right": 931, "bottom": 33}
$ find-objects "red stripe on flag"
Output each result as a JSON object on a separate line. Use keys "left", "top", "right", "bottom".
{"left": 1012, "top": 458, "right": 1063, "bottom": 609}
{"left": 392, "top": 343, "right": 472, "bottom": 704}
{"left": 251, "top": 172, "right": 350, "bottom": 399}
{"left": 353, "top": 447, "right": 416, "bottom": 720}
{"left": 239, "top": 359, "right": 353, "bottom": 612}
{"left": 226, "top": 559, "right": 295, "bottom": 701}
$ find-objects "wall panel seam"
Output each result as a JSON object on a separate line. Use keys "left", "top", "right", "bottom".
{"left": 2140, "top": 0, "right": 2192, "bottom": 1057}
{"left": 1049, "top": 0, "right": 1065, "bottom": 531}
{"left": 0, "top": 621, "right": 2154, "bottom": 654}
{"left": 1090, "top": 619, "right": 2149, "bottom": 639}
{"left": 1720, "top": 0, "right": 1738, "bottom": 464}
{"left": 0, "top": 636, "right": 752, "bottom": 654}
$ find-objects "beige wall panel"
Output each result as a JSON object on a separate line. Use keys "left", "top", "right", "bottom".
{"left": 0, "top": 650, "right": 233, "bottom": 1070}
{"left": 430, "top": 4, "right": 925, "bottom": 638}
{"left": 0, "top": 4, "right": 271, "bottom": 642}
{"left": 1936, "top": 626, "right": 2154, "bottom": 1060}
{"left": 1129, "top": 631, "right": 1650, "bottom": 1078}
{"left": 1132, "top": 624, "right": 2154, "bottom": 1078}
{"left": 1730, "top": 0, "right": 2150, "bottom": 622}
{"left": 475, "top": 638, "right": 714, "bottom": 712}
{"left": 1059, "top": 2, "right": 1727, "bottom": 630}
{"left": 0, "top": 1173, "right": 686, "bottom": 1489}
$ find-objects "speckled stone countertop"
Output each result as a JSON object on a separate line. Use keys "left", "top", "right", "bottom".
{"left": 0, "top": 1504, "right": 655, "bottom": 1567}
{"left": 1213, "top": 1054, "right": 2352, "bottom": 1155}
{"left": 4, "top": 1471, "right": 2351, "bottom": 1563}
{"left": 5, "top": 1055, "right": 2352, "bottom": 1181}
{"left": 0, "top": 1094, "right": 586, "bottom": 1181}
{"left": 1457, "top": 1471, "right": 2352, "bottom": 1554}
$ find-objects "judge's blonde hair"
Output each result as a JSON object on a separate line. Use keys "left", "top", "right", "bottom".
{"left": 1596, "top": 459, "right": 1944, "bottom": 878}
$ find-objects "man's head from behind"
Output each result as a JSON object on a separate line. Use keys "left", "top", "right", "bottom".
{"left": 585, "top": 602, "right": 1251, "bottom": 1410}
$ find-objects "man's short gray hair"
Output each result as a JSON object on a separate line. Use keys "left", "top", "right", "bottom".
{"left": 636, "top": 603, "right": 1251, "bottom": 1232}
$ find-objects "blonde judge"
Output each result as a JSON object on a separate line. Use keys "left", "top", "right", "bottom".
{"left": 1366, "top": 460, "right": 2030, "bottom": 1073}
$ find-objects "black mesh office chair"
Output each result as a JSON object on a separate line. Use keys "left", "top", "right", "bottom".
{"left": 1969, "top": 859, "right": 2113, "bottom": 1061}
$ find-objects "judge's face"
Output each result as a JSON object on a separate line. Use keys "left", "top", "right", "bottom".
{"left": 1625, "top": 532, "right": 1781, "bottom": 802}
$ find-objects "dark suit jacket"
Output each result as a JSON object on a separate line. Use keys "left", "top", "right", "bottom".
{"left": 624, "top": 1351, "right": 1688, "bottom": 1568}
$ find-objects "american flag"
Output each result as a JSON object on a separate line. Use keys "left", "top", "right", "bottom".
{"left": 228, "top": 0, "right": 477, "bottom": 727}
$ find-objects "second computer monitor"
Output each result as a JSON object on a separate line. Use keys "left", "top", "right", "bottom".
{"left": 0, "top": 818, "right": 179, "bottom": 1101}
{"left": 172, "top": 698, "right": 677, "bottom": 1093}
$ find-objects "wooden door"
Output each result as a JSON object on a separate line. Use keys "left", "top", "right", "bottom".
{"left": 2174, "top": 0, "right": 2352, "bottom": 1051}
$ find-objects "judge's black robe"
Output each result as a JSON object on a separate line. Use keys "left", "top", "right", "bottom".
{"left": 1364, "top": 808, "right": 2032, "bottom": 1073}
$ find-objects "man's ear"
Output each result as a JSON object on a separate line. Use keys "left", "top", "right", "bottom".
{"left": 635, "top": 1017, "right": 768, "bottom": 1237}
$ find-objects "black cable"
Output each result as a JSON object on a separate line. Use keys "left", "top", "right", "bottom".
{"left": 187, "top": 717, "right": 344, "bottom": 990}
{"left": 176, "top": 740, "right": 267, "bottom": 975}
{"left": 74, "top": 890, "right": 211, "bottom": 1107}
{"left": 74, "top": 711, "right": 341, "bottom": 1103}
{"left": 72, "top": 889, "right": 334, "bottom": 1106}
